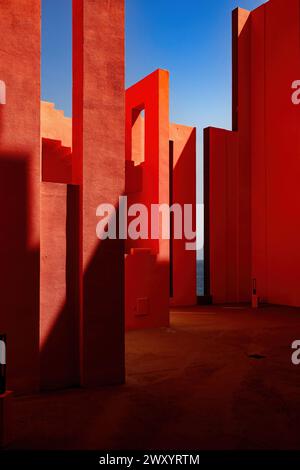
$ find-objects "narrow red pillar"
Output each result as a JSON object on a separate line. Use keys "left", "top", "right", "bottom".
{"left": 73, "top": 0, "right": 125, "bottom": 386}
{"left": 169, "top": 124, "right": 197, "bottom": 307}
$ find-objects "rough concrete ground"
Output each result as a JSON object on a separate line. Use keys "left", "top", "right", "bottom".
{"left": 7, "top": 306, "right": 300, "bottom": 450}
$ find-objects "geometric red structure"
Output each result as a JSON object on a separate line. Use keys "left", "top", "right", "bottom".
{"left": 205, "top": 0, "right": 300, "bottom": 307}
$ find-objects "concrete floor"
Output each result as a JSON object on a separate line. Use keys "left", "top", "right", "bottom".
{"left": 7, "top": 305, "right": 300, "bottom": 449}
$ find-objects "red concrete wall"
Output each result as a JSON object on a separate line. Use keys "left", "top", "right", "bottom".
{"left": 125, "top": 70, "right": 170, "bottom": 330}
{"left": 206, "top": 0, "right": 300, "bottom": 307}
{"left": 41, "top": 101, "right": 72, "bottom": 148}
{"left": 125, "top": 249, "right": 170, "bottom": 329}
{"left": 40, "top": 183, "right": 80, "bottom": 390}
{"left": 73, "top": 0, "right": 125, "bottom": 385}
{"left": 40, "top": 106, "right": 76, "bottom": 391}
{"left": 0, "top": 0, "right": 40, "bottom": 393}
{"left": 169, "top": 124, "right": 197, "bottom": 307}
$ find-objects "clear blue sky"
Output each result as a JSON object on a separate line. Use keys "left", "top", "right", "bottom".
{"left": 42, "top": 0, "right": 266, "bottom": 204}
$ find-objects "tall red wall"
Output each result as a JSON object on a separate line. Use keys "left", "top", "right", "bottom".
{"left": 170, "top": 124, "right": 197, "bottom": 307}
{"left": 40, "top": 183, "right": 80, "bottom": 390}
{"left": 40, "top": 0, "right": 125, "bottom": 389}
{"left": 206, "top": 0, "right": 300, "bottom": 307}
{"left": 73, "top": 0, "right": 125, "bottom": 385}
{"left": 0, "top": 0, "right": 40, "bottom": 393}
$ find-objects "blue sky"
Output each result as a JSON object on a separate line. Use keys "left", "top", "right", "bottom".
{"left": 42, "top": 0, "right": 266, "bottom": 204}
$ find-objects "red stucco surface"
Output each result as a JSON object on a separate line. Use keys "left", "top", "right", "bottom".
{"left": 0, "top": 0, "right": 41, "bottom": 393}
{"left": 205, "top": 1, "right": 300, "bottom": 306}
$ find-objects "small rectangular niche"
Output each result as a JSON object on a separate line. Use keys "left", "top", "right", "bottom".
{"left": 131, "top": 108, "right": 145, "bottom": 165}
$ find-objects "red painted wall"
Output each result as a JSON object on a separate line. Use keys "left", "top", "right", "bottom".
{"left": 0, "top": 0, "right": 125, "bottom": 393}
{"left": 204, "top": 127, "right": 239, "bottom": 303}
{"left": 73, "top": 0, "right": 125, "bottom": 385}
{"left": 206, "top": 0, "right": 300, "bottom": 307}
{"left": 0, "top": 0, "right": 40, "bottom": 393}
{"left": 41, "top": 101, "right": 72, "bottom": 149}
{"left": 125, "top": 249, "right": 170, "bottom": 329}
{"left": 125, "top": 71, "right": 197, "bottom": 327}
{"left": 125, "top": 70, "right": 170, "bottom": 330}
{"left": 40, "top": 183, "right": 80, "bottom": 390}
{"left": 251, "top": 0, "right": 300, "bottom": 306}
{"left": 41, "top": 0, "right": 125, "bottom": 389}
{"left": 42, "top": 138, "right": 72, "bottom": 184}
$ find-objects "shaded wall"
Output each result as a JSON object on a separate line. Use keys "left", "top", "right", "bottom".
{"left": 206, "top": 0, "right": 300, "bottom": 306}
{"left": 73, "top": 0, "right": 125, "bottom": 385}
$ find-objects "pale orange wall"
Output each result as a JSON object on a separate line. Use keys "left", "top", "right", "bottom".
{"left": 41, "top": 101, "right": 72, "bottom": 148}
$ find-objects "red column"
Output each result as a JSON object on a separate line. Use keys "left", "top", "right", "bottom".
{"left": 40, "top": 182, "right": 80, "bottom": 390}
{"left": 0, "top": 0, "right": 40, "bottom": 393}
{"left": 73, "top": 0, "right": 125, "bottom": 386}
